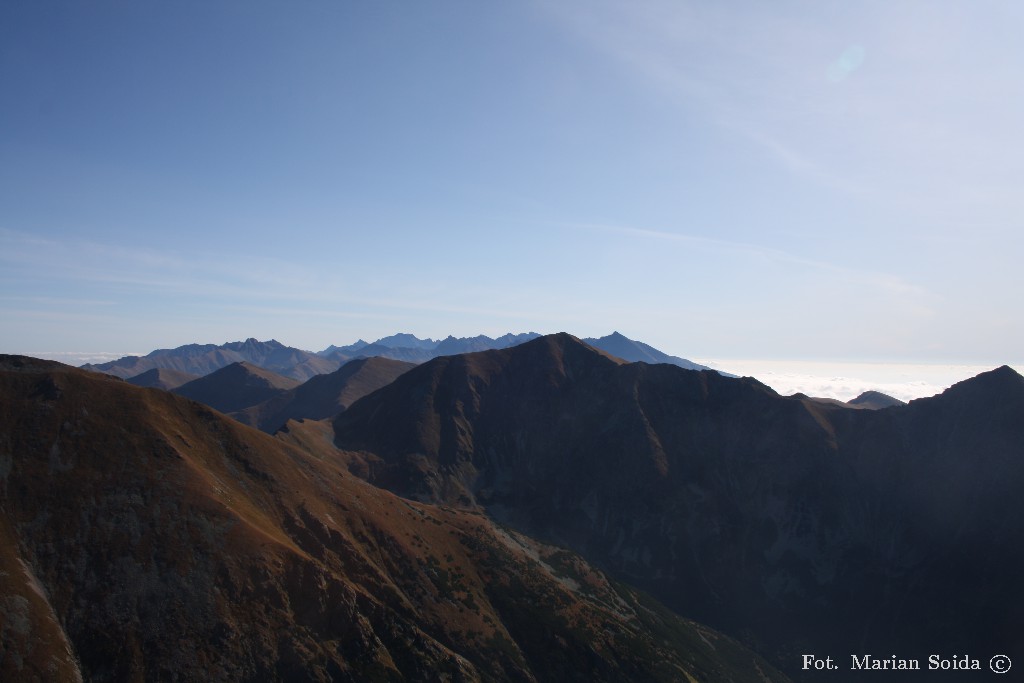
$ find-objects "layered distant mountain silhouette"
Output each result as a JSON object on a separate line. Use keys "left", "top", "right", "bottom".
{"left": 0, "top": 355, "right": 789, "bottom": 682}
{"left": 82, "top": 338, "right": 338, "bottom": 381}
{"left": 232, "top": 356, "right": 416, "bottom": 433}
{"left": 54, "top": 332, "right": 1024, "bottom": 680}
{"left": 584, "top": 331, "right": 715, "bottom": 371}
{"left": 332, "top": 334, "right": 1024, "bottom": 680}
{"left": 319, "top": 332, "right": 544, "bottom": 365}
{"left": 172, "top": 361, "right": 301, "bottom": 414}
{"left": 799, "top": 389, "right": 906, "bottom": 411}
{"left": 81, "top": 331, "right": 713, "bottom": 383}
{"left": 375, "top": 332, "right": 441, "bottom": 350}
{"left": 126, "top": 367, "right": 199, "bottom": 390}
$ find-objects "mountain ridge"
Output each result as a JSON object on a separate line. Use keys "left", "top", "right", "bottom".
{"left": 172, "top": 361, "right": 301, "bottom": 414}
{"left": 0, "top": 353, "right": 791, "bottom": 682}
{"left": 231, "top": 356, "right": 417, "bottom": 433}
{"left": 583, "top": 331, "right": 716, "bottom": 371}
{"left": 125, "top": 367, "right": 200, "bottom": 391}
{"left": 81, "top": 338, "right": 338, "bottom": 381}
{"left": 80, "top": 331, "right": 716, "bottom": 383}
{"left": 330, "top": 334, "right": 1024, "bottom": 680}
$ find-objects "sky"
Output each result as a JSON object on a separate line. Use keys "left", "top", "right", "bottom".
{"left": 3, "top": 1, "right": 1023, "bottom": 389}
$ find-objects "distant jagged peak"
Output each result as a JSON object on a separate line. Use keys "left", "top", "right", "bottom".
{"left": 320, "top": 332, "right": 543, "bottom": 359}
{"left": 494, "top": 331, "right": 541, "bottom": 347}
{"left": 371, "top": 333, "right": 438, "bottom": 350}
{"left": 323, "top": 339, "right": 369, "bottom": 352}
{"left": 80, "top": 330, "right": 724, "bottom": 381}
{"left": 316, "top": 339, "right": 370, "bottom": 357}
{"left": 433, "top": 334, "right": 500, "bottom": 354}
{"left": 224, "top": 337, "right": 286, "bottom": 350}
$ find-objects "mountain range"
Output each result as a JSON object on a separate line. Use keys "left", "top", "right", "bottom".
{"left": 82, "top": 338, "right": 338, "bottom": 381}
{"left": 126, "top": 366, "right": 200, "bottom": 390}
{"left": 0, "top": 354, "right": 787, "bottom": 682}
{"left": 125, "top": 345, "right": 892, "bottom": 443}
{"left": 172, "top": 361, "right": 302, "bottom": 413}
{"left": 80, "top": 332, "right": 716, "bottom": 382}
{"left": 5, "top": 332, "right": 1020, "bottom": 681}
{"left": 331, "top": 334, "right": 1024, "bottom": 679}
{"left": 230, "top": 357, "right": 417, "bottom": 434}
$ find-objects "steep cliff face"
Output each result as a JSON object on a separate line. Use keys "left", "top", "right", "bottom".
{"left": 332, "top": 335, "right": 1024, "bottom": 678}
{"left": 0, "top": 355, "right": 788, "bottom": 683}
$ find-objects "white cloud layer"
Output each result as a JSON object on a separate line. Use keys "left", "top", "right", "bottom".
{"left": 694, "top": 359, "right": 1022, "bottom": 403}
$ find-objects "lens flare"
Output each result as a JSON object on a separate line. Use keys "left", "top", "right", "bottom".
{"left": 827, "top": 44, "right": 866, "bottom": 82}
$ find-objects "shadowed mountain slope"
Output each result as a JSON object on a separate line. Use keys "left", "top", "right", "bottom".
{"left": 332, "top": 334, "right": 1024, "bottom": 681}
{"left": 232, "top": 356, "right": 416, "bottom": 433}
{"left": 0, "top": 355, "right": 790, "bottom": 683}
{"left": 126, "top": 367, "right": 200, "bottom": 390}
{"left": 173, "top": 361, "right": 300, "bottom": 414}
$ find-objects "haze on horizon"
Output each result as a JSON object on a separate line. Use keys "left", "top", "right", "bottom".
{"left": 2, "top": 1, "right": 1021, "bottom": 368}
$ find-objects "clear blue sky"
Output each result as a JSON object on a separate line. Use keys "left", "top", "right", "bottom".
{"left": 2, "top": 1, "right": 1021, "bottom": 363}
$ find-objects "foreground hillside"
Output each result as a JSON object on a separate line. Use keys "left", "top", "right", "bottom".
{"left": 0, "top": 355, "right": 788, "bottom": 682}
{"left": 333, "top": 334, "right": 1024, "bottom": 680}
